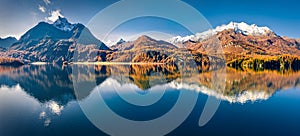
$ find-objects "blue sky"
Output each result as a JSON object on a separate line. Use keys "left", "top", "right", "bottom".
{"left": 0, "top": 0, "right": 299, "bottom": 41}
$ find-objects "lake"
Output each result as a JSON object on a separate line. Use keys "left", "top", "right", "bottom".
{"left": 0, "top": 64, "right": 299, "bottom": 136}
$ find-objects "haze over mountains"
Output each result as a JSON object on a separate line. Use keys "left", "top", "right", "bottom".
{"left": 0, "top": 17, "right": 300, "bottom": 67}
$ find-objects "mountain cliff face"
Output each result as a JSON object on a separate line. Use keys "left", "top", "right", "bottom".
{"left": 2, "top": 17, "right": 110, "bottom": 63}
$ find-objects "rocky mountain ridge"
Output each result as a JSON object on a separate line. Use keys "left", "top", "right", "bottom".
{"left": 0, "top": 19, "right": 299, "bottom": 69}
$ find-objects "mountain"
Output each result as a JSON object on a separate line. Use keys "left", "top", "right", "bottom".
{"left": 169, "top": 22, "right": 300, "bottom": 62}
{"left": 1, "top": 20, "right": 299, "bottom": 66}
{"left": 215, "top": 22, "right": 272, "bottom": 36}
{"left": 0, "top": 36, "right": 17, "bottom": 48}
{"left": 3, "top": 16, "right": 110, "bottom": 63}
{"left": 0, "top": 47, "right": 5, "bottom": 52}
{"left": 53, "top": 16, "right": 75, "bottom": 31}
{"left": 184, "top": 29, "right": 300, "bottom": 56}
{"left": 116, "top": 38, "right": 126, "bottom": 45}
{"left": 106, "top": 38, "right": 126, "bottom": 48}
{"left": 111, "top": 35, "right": 177, "bottom": 51}
{"left": 170, "top": 22, "right": 274, "bottom": 44}
{"left": 108, "top": 35, "right": 179, "bottom": 62}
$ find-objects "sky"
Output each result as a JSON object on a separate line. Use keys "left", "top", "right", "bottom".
{"left": 0, "top": 0, "right": 299, "bottom": 42}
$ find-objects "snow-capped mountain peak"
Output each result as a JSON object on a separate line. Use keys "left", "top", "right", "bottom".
{"left": 215, "top": 22, "right": 272, "bottom": 36}
{"left": 104, "top": 38, "right": 126, "bottom": 46}
{"left": 116, "top": 38, "right": 126, "bottom": 44}
{"left": 169, "top": 30, "right": 215, "bottom": 44}
{"left": 170, "top": 22, "right": 273, "bottom": 44}
{"left": 53, "top": 16, "right": 75, "bottom": 31}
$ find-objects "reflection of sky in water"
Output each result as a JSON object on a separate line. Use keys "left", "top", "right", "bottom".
{"left": 103, "top": 78, "right": 273, "bottom": 104}
{"left": 1, "top": 64, "right": 300, "bottom": 136}
{"left": 1, "top": 82, "right": 300, "bottom": 136}
{"left": 0, "top": 84, "right": 105, "bottom": 136}
{"left": 0, "top": 85, "right": 64, "bottom": 127}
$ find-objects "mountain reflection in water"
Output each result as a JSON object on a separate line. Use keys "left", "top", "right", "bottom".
{"left": 0, "top": 64, "right": 300, "bottom": 135}
{"left": 1, "top": 64, "right": 299, "bottom": 104}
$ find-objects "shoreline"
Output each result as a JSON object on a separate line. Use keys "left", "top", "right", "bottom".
{"left": 71, "top": 62, "right": 166, "bottom": 65}
{"left": 28, "top": 61, "right": 166, "bottom": 65}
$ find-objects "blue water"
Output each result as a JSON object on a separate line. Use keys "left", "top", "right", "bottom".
{"left": 0, "top": 65, "right": 299, "bottom": 136}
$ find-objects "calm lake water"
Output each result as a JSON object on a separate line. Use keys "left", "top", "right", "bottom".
{"left": 0, "top": 64, "right": 300, "bottom": 136}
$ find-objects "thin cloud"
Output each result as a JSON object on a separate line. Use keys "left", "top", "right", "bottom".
{"left": 43, "top": 0, "right": 51, "bottom": 5}
{"left": 46, "top": 10, "right": 64, "bottom": 22}
{"left": 38, "top": 5, "right": 46, "bottom": 13}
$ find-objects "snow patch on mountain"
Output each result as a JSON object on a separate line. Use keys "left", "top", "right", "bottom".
{"left": 104, "top": 38, "right": 126, "bottom": 46}
{"left": 116, "top": 38, "right": 126, "bottom": 44}
{"left": 170, "top": 30, "right": 215, "bottom": 44}
{"left": 52, "top": 16, "right": 75, "bottom": 31}
{"left": 216, "top": 22, "right": 272, "bottom": 36}
{"left": 170, "top": 22, "right": 273, "bottom": 44}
